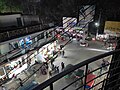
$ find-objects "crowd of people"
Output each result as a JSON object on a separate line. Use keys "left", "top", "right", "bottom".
{"left": 49, "top": 62, "right": 65, "bottom": 77}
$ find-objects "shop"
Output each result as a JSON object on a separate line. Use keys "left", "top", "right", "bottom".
{"left": 0, "top": 67, "right": 8, "bottom": 84}
{"left": 0, "top": 54, "right": 28, "bottom": 84}
{"left": 5, "top": 54, "right": 28, "bottom": 79}
{"left": 37, "top": 41, "right": 57, "bottom": 62}
{"left": 0, "top": 36, "right": 57, "bottom": 84}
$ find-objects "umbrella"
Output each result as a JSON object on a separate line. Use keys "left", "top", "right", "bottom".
{"left": 64, "top": 64, "right": 74, "bottom": 71}
{"left": 64, "top": 64, "right": 74, "bottom": 78}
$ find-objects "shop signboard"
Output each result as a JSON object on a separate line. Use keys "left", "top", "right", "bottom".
{"left": 105, "top": 21, "right": 120, "bottom": 33}
{"left": 19, "top": 39, "right": 24, "bottom": 48}
{"left": 25, "top": 36, "right": 32, "bottom": 47}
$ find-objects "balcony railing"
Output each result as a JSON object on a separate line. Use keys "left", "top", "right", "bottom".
{"left": 32, "top": 49, "right": 120, "bottom": 90}
{"left": 0, "top": 24, "right": 55, "bottom": 43}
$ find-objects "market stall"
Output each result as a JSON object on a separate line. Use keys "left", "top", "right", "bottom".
{"left": 5, "top": 54, "right": 28, "bottom": 78}
{"left": 38, "top": 41, "right": 57, "bottom": 62}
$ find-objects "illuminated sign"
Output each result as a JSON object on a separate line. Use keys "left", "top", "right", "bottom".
{"left": 105, "top": 21, "right": 120, "bottom": 33}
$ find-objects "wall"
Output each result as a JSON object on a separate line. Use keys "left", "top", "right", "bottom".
{"left": 0, "top": 43, "right": 10, "bottom": 55}
{"left": 0, "top": 14, "right": 21, "bottom": 27}
{"left": 22, "top": 15, "right": 40, "bottom": 26}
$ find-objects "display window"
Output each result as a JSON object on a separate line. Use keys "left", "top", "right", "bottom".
{"left": 37, "top": 42, "right": 57, "bottom": 62}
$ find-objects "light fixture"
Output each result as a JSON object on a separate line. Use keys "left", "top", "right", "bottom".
{"left": 95, "top": 22, "right": 99, "bottom": 27}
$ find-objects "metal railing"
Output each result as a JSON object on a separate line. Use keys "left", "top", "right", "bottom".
{"left": 32, "top": 49, "right": 120, "bottom": 90}
{"left": 0, "top": 24, "right": 55, "bottom": 43}
{"left": 0, "top": 4, "right": 96, "bottom": 89}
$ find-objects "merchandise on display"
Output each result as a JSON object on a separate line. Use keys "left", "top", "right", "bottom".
{"left": 37, "top": 41, "right": 57, "bottom": 62}
{"left": 5, "top": 54, "right": 28, "bottom": 78}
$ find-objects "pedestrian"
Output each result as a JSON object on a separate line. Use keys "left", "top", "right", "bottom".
{"left": 18, "top": 78, "right": 23, "bottom": 87}
{"left": 49, "top": 70, "right": 52, "bottom": 77}
{"left": 63, "top": 50, "right": 65, "bottom": 57}
{"left": 51, "top": 63, "right": 55, "bottom": 71}
{"left": 56, "top": 66, "right": 59, "bottom": 73}
{"left": 61, "top": 62, "right": 65, "bottom": 70}
{"left": 61, "top": 50, "right": 65, "bottom": 58}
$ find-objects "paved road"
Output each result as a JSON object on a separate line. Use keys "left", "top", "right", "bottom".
{"left": 4, "top": 40, "right": 111, "bottom": 90}
{"left": 44, "top": 40, "right": 110, "bottom": 90}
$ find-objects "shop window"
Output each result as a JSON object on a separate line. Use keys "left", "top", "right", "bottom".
{"left": 46, "top": 32, "right": 48, "bottom": 38}
{"left": 37, "top": 32, "right": 44, "bottom": 40}
{"left": 48, "top": 31, "right": 53, "bottom": 37}
{"left": 41, "top": 32, "right": 44, "bottom": 39}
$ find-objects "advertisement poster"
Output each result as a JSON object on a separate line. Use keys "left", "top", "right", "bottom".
{"left": 104, "top": 21, "right": 120, "bottom": 37}
{"left": 63, "top": 17, "right": 77, "bottom": 32}
{"left": 19, "top": 39, "right": 24, "bottom": 48}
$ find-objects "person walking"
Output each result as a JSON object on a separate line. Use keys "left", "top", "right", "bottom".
{"left": 61, "top": 62, "right": 65, "bottom": 70}
{"left": 49, "top": 70, "right": 52, "bottom": 77}
{"left": 56, "top": 66, "right": 59, "bottom": 73}
{"left": 61, "top": 50, "right": 65, "bottom": 58}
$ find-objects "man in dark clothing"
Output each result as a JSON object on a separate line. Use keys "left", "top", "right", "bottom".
{"left": 56, "top": 66, "right": 59, "bottom": 73}
{"left": 61, "top": 62, "right": 65, "bottom": 70}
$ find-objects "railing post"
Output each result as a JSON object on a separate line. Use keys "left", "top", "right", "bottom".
{"left": 50, "top": 83, "right": 53, "bottom": 90}
{"left": 84, "top": 64, "right": 88, "bottom": 90}
{"left": 101, "top": 79, "right": 106, "bottom": 90}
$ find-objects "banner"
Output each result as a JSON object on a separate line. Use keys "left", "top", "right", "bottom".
{"left": 105, "top": 21, "right": 120, "bottom": 33}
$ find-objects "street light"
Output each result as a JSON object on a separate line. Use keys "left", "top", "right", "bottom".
{"left": 95, "top": 22, "right": 99, "bottom": 27}
{"left": 95, "top": 22, "right": 100, "bottom": 37}
{"left": 95, "top": 10, "right": 101, "bottom": 38}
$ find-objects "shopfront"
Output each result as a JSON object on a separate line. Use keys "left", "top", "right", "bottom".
{"left": 5, "top": 54, "right": 28, "bottom": 78}
{"left": 0, "top": 67, "right": 7, "bottom": 84}
{"left": 0, "top": 54, "right": 28, "bottom": 84}
{"left": 37, "top": 41, "right": 57, "bottom": 62}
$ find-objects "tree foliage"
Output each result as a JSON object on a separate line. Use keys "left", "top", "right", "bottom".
{"left": 0, "top": 0, "right": 22, "bottom": 13}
